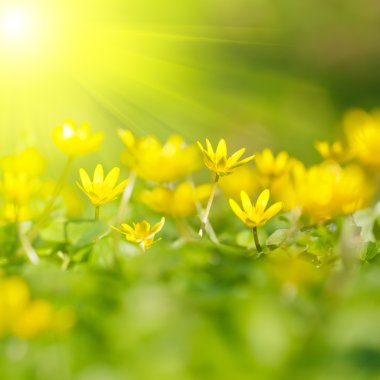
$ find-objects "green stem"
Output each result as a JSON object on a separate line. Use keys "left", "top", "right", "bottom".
{"left": 174, "top": 217, "right": 193, "bottom": 241}
{"left": 13, "top": 201, "right": 20, "bottom": 224}
{"left": 29, "top": 156, "right": 74, "bottom": 241}
{"left": 95, "top": 205, "right": 100, "bottom": 220}
{"left": 112, "top": 172, "right": 136, "bottom": 265}
{"left": 199, "top": 174, "right": 219, "bottom": 237}
{"left": 18, "top": 224, "right": 39, "bottom": 264}
{"left": 116, "top": 171, "right": 136, "bottom": 225}
{"left": 252, "top": 227, "right": 263, "bottom": 254}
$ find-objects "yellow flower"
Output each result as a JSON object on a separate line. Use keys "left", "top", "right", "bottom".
{"left": 0, "top": 277, "right": 28, "bottom": 336}
{"left": 0, "top": 277, "right": 29, "bottom": 316}
{"left": 10, "top": 300, "right": 54, "bottom": 339}
{"left": 1, "top": 147, "right": 46, "bottom": 177}
{"left": 281, "top": 162, "right": 374, "bottom": 221}
{"left": 255, "top": 149, "right": 290, "bottom": 178}
{"left": 53, "top": 120, "right": 103, "bottom": 157}
{"left": 1, "top": 202, "right": 32, "bottom": 222}
{"left": 112, "top": 217, "right": 165, "bottom": 250}
{"left": 333, "top": 165, "right": 374, "bottom": 215}
{"left": 0, "top": 148, "right": 45, "bottom": 221}
{"left": 344, "top": 108, "right": 380, "bottom": 168}
{"left": 77, "top": 164, "right": 128, "bottom": 206}
{"left": 315, "top": 141, "right": 351, "bottom": 163}
{"left": 119, "top": 130, "right": 200, "bottom": 183}
{"left": 141, "top": 181, "right": 212, "bottom": 217}
{"left": 0, "top": 172, "right": 40, "bottom": 206}
{"left": 229, "top": 189, "right": 283, "bottom": 228}
{"left": 0, "top": 277, "right": 75, "bottom": 339}
{"left": 197, "top": 138, "right": 255, "bottom": 176}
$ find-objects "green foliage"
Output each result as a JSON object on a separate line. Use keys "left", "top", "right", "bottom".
{"left": 1, "top": 237, "right": 380, "bottom": 380}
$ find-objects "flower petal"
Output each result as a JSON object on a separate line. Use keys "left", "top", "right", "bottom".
{"left": 151, "top": 217, "right": 165, "bottom": 234}
{"left": 110, "top": 225, "right": 126, "bottom": 235}
{"left": 118, "top": 129, "right": 135, "bottom": 148}
{"left": 135, "top": 221, "right": 151, "bottom": 237}
{"left": 121, "top": 223, "right": 135, "bottom": 234}
{"left": 226, "top": 148, "right": 245, "bottom": 167}
{"left": 263, "top": 201, "right": 283, "bottom": 221}
{"left": 206, "top": 139, "right": 214, "bottom": 156}
{"left": 197, "top": 141, "right": 205, "bottom": 153}
{"left": 93, "top": 164, "right": 104, "bottom": 184}
{"left": 229, "top": 198, "right": 247, "bottom": 223}
{"left": 255, "top": 189, "right": 270, "bottom": 214}
{"left": 232, "top": 154, "right": 255, "bottom": 168}
{"left": 240, "top": 190, "right": 252, "bottom": 213}
{"left": 104, "top": 167, "right": 120, "bottom": 189}
{"left": 79, "top": 169, "right": 92, "bottom": 192}
{"left": 215, "top": 139, "right": 227, "bottom": 161}
{"left": 275, "top": 151, "right": 289, "bottom": 172}
{"left": 111, "top": 179, "right": 129, "bottom": 198}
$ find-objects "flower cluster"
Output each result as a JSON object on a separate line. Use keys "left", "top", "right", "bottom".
{"left": 119, "top": 130, "right": 200, "bottom": 183}
{"left": 141, "top": 182, "right": 213, "bottom": 218}
{"left": 0, "top": 108, "right": 378, "bottom": 260}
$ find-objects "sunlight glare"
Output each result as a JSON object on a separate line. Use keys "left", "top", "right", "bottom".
{"left": 1, "top": 7, "right": 30, "bottom": 41}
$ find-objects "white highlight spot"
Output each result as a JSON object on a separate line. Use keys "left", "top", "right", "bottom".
{"left": 62, "top": 124, "right": 75, "bottom": 139}
{"left": 1, "top": 8, "right": 29, "bottom": 41}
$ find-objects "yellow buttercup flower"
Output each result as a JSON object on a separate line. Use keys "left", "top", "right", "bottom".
{"left": 335, "top": 165, "right": 374, "bottom": 214}
{"left": 197, "top": 138, "right": 255, "bottom": 176}
{"left": 281, "top": 162, "right": 374, "bottom": 221}
{"left": 229, "top": 189, "right": 283, "bottom": 253}
{"left": 112, "top": 217, "right": 165, "bottom": 250}
{"left": 141, "top": 181, "right": 212, "bottom": 217}
{"left": 196, "top": 139, "right": 254, "bottom": 237}
{"left": 315, "top": 141, "right": 351, "bottom": 163}
{"left": 0, "top": 172, "right": 39, "bottom": 205}
{"left": 53, "top": 120, "right": 103, "bottom": 157}
{"left": 77, "top": 164, "right": 128, "bottom": 206}
{"left": 1, "top": 147, "right": 45, "bottom": 178}
{"left": 255, "top": 149, "right": 289, "bottom": 178}
{"left": 0, "top": 148, "right": 44, "bottom": 222}
{"left": 10, "top": 300, "right": 54, "bottom": 339}
{"left": 229, "top": 189, "right": 283, "bottom": 229}
{"left": 1, "top": 202, "right": 32, "bottom": 222}
{"left": 344, "top": 108, "right": 380, "bottom": 168}
{"left": 119, "top": 130, "right": 200, "bottom": 183}
{"left": 0, "top": 277, "right": 74, "bottom": 339}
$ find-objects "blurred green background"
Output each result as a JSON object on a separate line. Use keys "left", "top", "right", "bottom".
{"left": 1, "top": 0, "right": 380, "bottom": 166}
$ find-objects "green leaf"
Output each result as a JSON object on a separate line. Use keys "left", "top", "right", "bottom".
{"left": 66, "top": 221, "right": 110, "bottom": 248}
{"left": 236, "top": 230, "right": 253, "bottom": 247}
{"left": 266, "top": 229, "right": 289, "bottom": 247}
{"left": 90, "top": 238, "right": 115, "bottom": 268}
{"left": 373, "top": 218, "right": 380, "bottom": 241}
{"left": 40, "top": 220, "right": 66, "bottom": 243}
{"left": 70, "top": 246, "right": 93, "bottom": 263}
{"left": 0, "top": 223, "right": 19, "bottom": 257}
{"left": 353, "top": 205, "right": 380, "bottom": 243}
{"left": 361, "top": 242, "right": 380, "bottom": 262}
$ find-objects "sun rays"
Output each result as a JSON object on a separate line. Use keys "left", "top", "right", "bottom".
{"left": 0, "top": 0, "right": 300, "bottom": 159}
